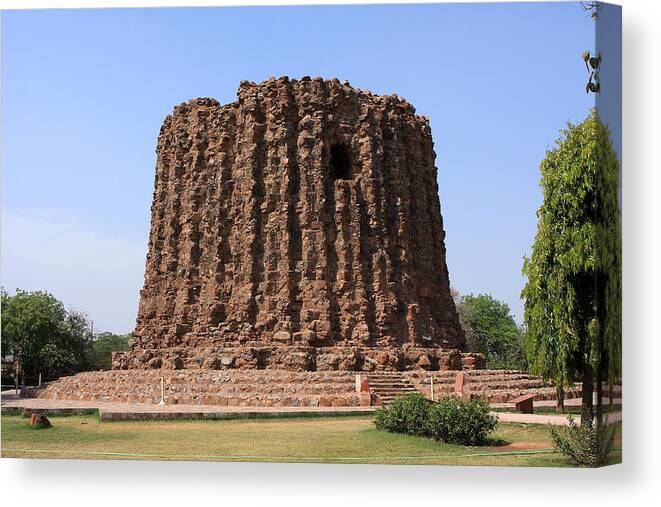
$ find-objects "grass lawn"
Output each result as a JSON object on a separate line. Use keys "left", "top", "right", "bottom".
{"left": 0, "top": 414, "right": 621, "bottom": 467}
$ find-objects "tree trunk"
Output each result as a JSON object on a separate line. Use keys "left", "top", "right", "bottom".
{"left": 556, "top": 385, "right": 565, "bottom": 414}
{"left": 596, "top": 365, "right": 604, "bottom": 429}
{"left": 14, "top": 358, "right": 19, "bottom": 395}
{"left": 581, "top": 367, "right": 594, "bottom": 427}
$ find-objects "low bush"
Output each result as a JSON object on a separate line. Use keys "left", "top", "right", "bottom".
{"left": 373, "top": 393, "right": 431, "bottom": 436}
{"left": 428, "top": 397, "right": 497, "bottom": 446}
{"left": 550, "top": 418, "right": 616, "bottom": 467}
{"left": 374, "top": 393, "right": 497, "bottom": 446}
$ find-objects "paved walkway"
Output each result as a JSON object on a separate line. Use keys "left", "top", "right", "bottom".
{"left": 494, "top": 411, "right": 621, "bottom": 426}
{"left": 491, "top": 397, "right": 621, "bottom": 409}
{"left": 1, "top": 393, "right": 374, "bottom": 420}
{"left": 1, "top": 392, "right": 621, "bottom": 426}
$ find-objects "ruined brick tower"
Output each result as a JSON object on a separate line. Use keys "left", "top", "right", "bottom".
{"left": 114, "top": 76, "right": 481, "bottom": 372}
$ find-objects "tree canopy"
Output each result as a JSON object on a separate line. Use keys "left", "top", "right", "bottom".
{"left": 1, "top": 289, "right": 88, "bottom": 379}
{"left": 89, "top": 332, "right": 132, "bottom": 370}
{"left": 522, "top": 110, "right": 621, "bottom": 424}
{"left": 1, "top": 288, "right": 132, "bottom": 381}
{"left": 455, "top": 293, "right": 526, "bottom": 370}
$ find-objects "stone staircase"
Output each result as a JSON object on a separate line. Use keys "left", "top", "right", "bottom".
{"left": 364, "top": 370, "right": 619, "bottom": 406}
{"left": 367, "top": 372, "right": 419, "bottom": 405}
{"left": 407, "top": 370, "right": 583, "bottom": 404}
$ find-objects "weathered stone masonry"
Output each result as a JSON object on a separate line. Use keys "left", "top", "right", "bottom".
{"left": 113, "top": 76, "right": 483, "bottom": 372}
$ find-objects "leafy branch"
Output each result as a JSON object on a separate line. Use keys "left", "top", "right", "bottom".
{"left": 582, "top": 51, "right": 601, "bottom": 94}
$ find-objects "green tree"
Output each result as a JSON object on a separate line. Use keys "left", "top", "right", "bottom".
{"left": 1, "top": 288, "right": 94, "bottom": 380}
{"left": 522, "top": 110, "right": 621, "bottom": 427}
{"left": 455, "top": 293, "right": 526, "bottom": 370}
{"left": 90, "top": 332, "right": 132, "bottom": 370}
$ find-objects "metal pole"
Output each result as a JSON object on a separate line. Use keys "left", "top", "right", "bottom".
{"left": 158, "top": 376, "right": 165, "bottom": 405}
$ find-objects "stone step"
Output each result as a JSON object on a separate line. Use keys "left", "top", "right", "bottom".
{"left": 371, "top": 389, "right": 417, "bottom": 394}
{"left": 43, "top": 386, "right": 357, "bottom": 397}
{"left": 39, "top": 391, "right": 362, "bottom": 408}
{"left": 373, "top": 392, "right": 418, "bottom": 400}
{"left": 369, "top": 382, "right": 416, "bottom": 389}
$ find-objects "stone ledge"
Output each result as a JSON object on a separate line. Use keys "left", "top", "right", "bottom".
{"left": 112, "top": 346, "right": 485, "bottom": 371}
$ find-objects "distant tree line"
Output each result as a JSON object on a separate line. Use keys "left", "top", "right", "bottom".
{"left": 453, "top": 291, "right": 527, "bottom": 371}
{"left": 1, "top": 288, "right": 131, "bottom": 384}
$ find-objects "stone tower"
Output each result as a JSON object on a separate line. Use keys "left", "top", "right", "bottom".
{"left": 114, "top": 77, "right": 480, "bottom": 372}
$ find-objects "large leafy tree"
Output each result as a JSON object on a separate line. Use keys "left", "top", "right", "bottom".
{"left": 1, "top": 289, "right": 94, "bottom": 380}
{"left": 455, "top": 293, "right": 526, "bottom": 370}
{"left": 522, "top": 110, "right": 621, "bottom": 427}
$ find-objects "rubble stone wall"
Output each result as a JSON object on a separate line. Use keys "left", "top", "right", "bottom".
{"left": 32, "top": 370, "right": 362, "bottom": 407}
{"left": 119, "top": 77, "right": 475, "bottom": 371}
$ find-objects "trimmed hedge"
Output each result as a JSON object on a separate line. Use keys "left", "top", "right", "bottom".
{"left": 374, "top": 393, "right": 497, "bottom": 446}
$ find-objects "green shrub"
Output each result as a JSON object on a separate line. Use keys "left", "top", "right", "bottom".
{"left": 427, "top": 397, "right": 497, "bottom": 445}
{"left": 374, "top": 393, "right": 497, "bottom": 446}
{"left": 550, "top": 418, "right": 616, "bottom": 467}
{"left": 373, "top": 393, "right": 431, "bottom": 436}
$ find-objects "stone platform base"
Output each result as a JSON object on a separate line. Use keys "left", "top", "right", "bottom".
{"left": 20, "top": 368, "right": 613, "bottom": 408}
{"left": 28, "top": 370, "right": 363, "bottom": 407}
{"left": 112, "top": 344, "right": 485, "bottom": 372}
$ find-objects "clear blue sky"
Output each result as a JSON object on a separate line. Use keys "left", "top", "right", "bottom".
{"left": 1, "top": 3, "right": 595, "bottom": 334}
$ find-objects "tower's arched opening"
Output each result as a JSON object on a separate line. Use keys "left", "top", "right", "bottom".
{"left": 330, "top": 143, "right": 352, "bottom": 181}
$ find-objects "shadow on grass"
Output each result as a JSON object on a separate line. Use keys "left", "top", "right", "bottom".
{"left": 484, "top": 437, "right": 508, "bottom": 446}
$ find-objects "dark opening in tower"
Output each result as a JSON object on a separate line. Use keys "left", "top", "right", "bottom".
{"left": 330, "top": 143, "right": 352, "bottom": 180}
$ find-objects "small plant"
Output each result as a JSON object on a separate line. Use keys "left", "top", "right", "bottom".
{"left": 550, "top": 418, "right": 616, "bottom": 467}
{"left": 374, "top": 393, "right": 497, "bottom": 446}
{"left": 428, "top": 397, "right": 497, "bottom": 446}
{"left": 374, "top": 393, "right": 431, "bottom": 436}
